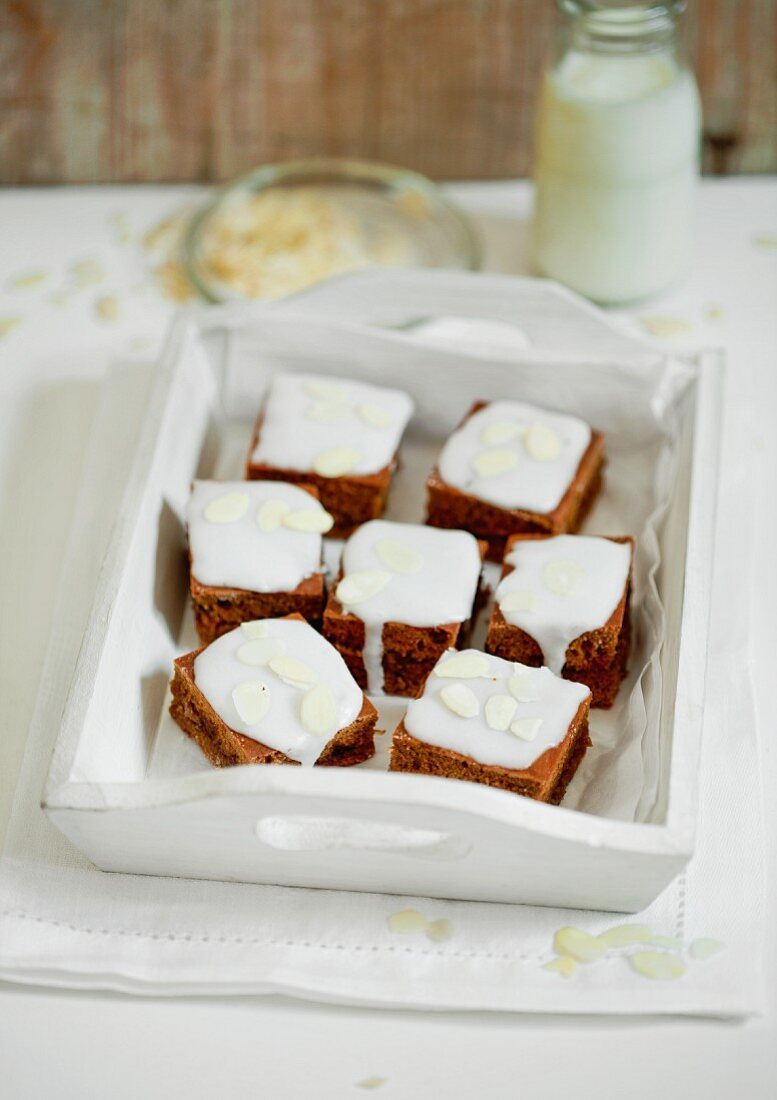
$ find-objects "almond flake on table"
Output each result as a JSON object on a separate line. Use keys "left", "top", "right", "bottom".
{"left": 387, "top": 909, "right": 429, "bottom": 934}
{"left": 0, "top": 316, "right": 22, "bottom": 338}
{"left": 95, "top": 294, "right": 121, "bottom": 321}
{"left": 639, "top": 314, "right": 694, "bottom": 339}
{"left": 553, "top": 926, "right": 607, "bottom": 963}
{"left": 8, "top": 270, "right": 47, "bottom": 290}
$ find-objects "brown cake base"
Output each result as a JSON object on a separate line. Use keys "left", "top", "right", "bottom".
{"left": 425, "top": 401, "right": 606, "bottom": 562}
{"left": 486, "top": 534, "right": 633, "bottom": 709}
{"left": 190, "top": 572, "right": 325, "bottom": 645}
{"left": 170, "top": 650, "right": 378, "bottom": 768}
{"left": 246, "top": 412, "right": 396, "bottom": 538}
{"left": 389, "top": 698, "right": 591, "bottom": 804}
{"left": 322, "top": 552, "right": 489, "bottom": 699}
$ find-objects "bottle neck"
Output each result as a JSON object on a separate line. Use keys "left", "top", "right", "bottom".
{"left": 560, "top": 3, "right": 682, "bottom": 55}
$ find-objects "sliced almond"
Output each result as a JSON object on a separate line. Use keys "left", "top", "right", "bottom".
{"left": 359, "top": 402, "right": 393, "bottom": 429}
{"left": 231, "top": 680, "right": 271, "bottom": 725}
{"left": 336, "top": 569, "right": 392, "bottom": 606}
{"left": 597, "top": 924, "right": 654, "bottom": 949}
{"left": 544, "top": 956, "right": 577, "bottom": 978}
{"left": 434, "top": 652, "right": 490, "bottom": 679}
{"left": 500, "top": 588, "right": 537, "bottom": 613}
{"left": 542, "top": 558, "right": 586, "bottom": 596}
{"left": 204, "top": 490, "right": 249, "bottom": 524}
{"left": 480, "top": 420, "right": 520, "bottom": 446}
{"left": 306, "top": 379, "right": 344, "bottom": 401}
{"left": 553, "top": 926, "right": 606, "bottom": 964}
{"left": 282, "top": 508, "right": 334, "bottom": 534}
{"left": 510, "top": 717, "right": 543, "bottom": 741}
{"left": 689, "top": 938, "right": 724, "bottom": 960}
{"left": 484, "top": 693, "right": 518, "bottom": 732}
{"left": 236, "top": 637, "right": 283, "bottom": 666}
{"left": 472, "top": 448, "right": 518, "bottom": 478}
{"left": 508, "top": 667, "right": 541, "bottom": 703}
{"left": 256, "top": 498, "right": 291, "bottom": 531}
{"left": 629, "top": 951, "right": 686, "bottom": 981}
{"left": 268, "top": 654, "right": 317, "bottom": 687}
{"left": 375, "top": 538, "right": 423, "bottom": 575}
{"left": 307, "top": 399, "right": 349, "bottom": 423}
{"left": 313, "top": 446, "right": 361, "bottom": 477}
{"left": 240, "top": 620, "right": 267, "bottom": 640}
{"left": 524, "top": 423, "right": 561, "bottom": 461}
{"left": 440, "top": 682, "right": 479, "bottom": 718}
{"left": 300, "top": 683, "right": 337, "bottom": 735}
{"left": 387, "top": 908, "right": 429, "bottom": 934}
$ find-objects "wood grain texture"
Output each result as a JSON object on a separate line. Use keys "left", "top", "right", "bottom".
{"left": 1, "top": 0, "right": 775, "bottom": 184}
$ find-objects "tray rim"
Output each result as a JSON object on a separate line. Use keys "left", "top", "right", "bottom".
{"left": 40, "top": 272, "right": 724, "bottom": 861}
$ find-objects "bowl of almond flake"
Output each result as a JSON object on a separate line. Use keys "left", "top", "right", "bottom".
{"left": 181, "top": 158, "right": 481, "bottom": 302}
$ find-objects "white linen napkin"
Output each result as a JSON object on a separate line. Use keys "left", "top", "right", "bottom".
{"left": 0, "top": 335, "right": 764, "bottom": 1015}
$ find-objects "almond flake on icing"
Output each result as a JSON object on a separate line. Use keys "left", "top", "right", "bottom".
{"left": 524, "top": 422, "right": 562, "bottom": 461}
{"left": 472, "top": 448, "right": 518, "bottom": 478}
{"left": 204, "top": 491, "right": 249, "bottom": 524}
{"left": 484, "top": 693, "right": 517, "bottom": 731}
{"left": 336, "top": 569, "right": 393, "bottom": 606}
{"left": 240, "top": 621, "right": 268, "bottom": 639}
{"left": 554, "top": 927, "right": 607, "bottom": 964}
{"left": 307, "top": 399, "right": 349, "bottom": 423}
{"left": 268, "top": 655, "right": 317, "bottom": 687}
{"left": 306, "top": 379, "right": 344, "bottom": 400}
{"left": 480, "top": 420, "right": 520, "bottom": 446}
{"left": 231, "top": 680, "right": 271, "bottom": 725}
{"left": 300, "top": 683, "right": 337, "bottom": 735}
{"left": 510, "top": 716, "right": 542, "bottom": 741}
{"left": 375, "top": 538, "right": 423, "bottom": 575}
{"left": 359, "top": 402, "right": 393, "bottom": 429}
{"left": 434, "top": 652, "right": 490, "bottom": 679}
{"left": 629, "top": 951, "right": 686, "bottom": 981}
{"left": 597, "top": 924, "right": 653, "bottom": 949}
{"left": 313, "top": 446, "right": 361, "bottom": 477}
{"left": 542, "top": 558, "right": 586, "bottom": 596}
{"left": 282, "top": 508, "right": 335, "bottom": 533}
{"left": 508, "top": 667, "right": 541, "bottom": 703}
{"left": 388, "top": 909, "right": 429, "bottom": 934}
{"left": 689, "top": 938, "right": 724, "bottom": 960}
{"left": 500, "top": 589, "right": 537, "bottom": 614}
{"left": 440, "top": 682, "right": 479, "bottom": 718}
{"left": 544, "top": 956, "right": 577, "bottom": 978}
{"left": 255, "top": 498, "right": 291, "bottom": 531}
{"left": 236, "top": 638, "right": 284, "bottom": 666}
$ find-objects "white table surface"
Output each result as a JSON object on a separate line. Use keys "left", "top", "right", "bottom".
{"left": 0, "top": 179, "right": 775, "bottom": 1099}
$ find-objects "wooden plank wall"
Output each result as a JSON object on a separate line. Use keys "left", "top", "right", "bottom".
{"left": 1, "top": 0, "right": 775, "bottom": 185}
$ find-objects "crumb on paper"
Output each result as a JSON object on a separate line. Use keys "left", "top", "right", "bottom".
{"left": 704, "top": 303, "right": 725, "bottom": 321}
{"left": 71, "top": 257, "right": 107, "bottom": 287}
{"left": 387, "top": 908, "right": 429, "bottom": 934}
{"left": 639, "top": 315, "right": 694, "bottom": 339}
{"left": 0, "top": 316, "right": 22, "bottom": 337}
{"left": 543, "top": 956, "right": 577, "bottom": 978}
{"left": 426, "top": 919, "right": 453, "bottom": 943}
{"left": 95, "top": 294, "right": 121, "bottom": 321}
{"left": 356, "top": 1077, "right": 387, "bottom": 1090}
{"left": 109, "top": 211, "right": 132, "bottom": 243}
{"left": 8, "top": 270, "right": 47, "bottom": 290}
{"left": 752, "top": 233, "right": 777, "bottom": 250}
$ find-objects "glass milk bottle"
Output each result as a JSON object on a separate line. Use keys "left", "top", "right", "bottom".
{"left": 532, "top": 1, "right": 701, "bottom": 304}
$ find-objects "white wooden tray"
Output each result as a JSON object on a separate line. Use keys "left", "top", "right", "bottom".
{"left": 41, "top": 271, "right": 722, "bottom": 912}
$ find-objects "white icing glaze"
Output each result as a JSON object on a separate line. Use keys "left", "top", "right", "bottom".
{"left": 188, "top": 480, "right": 327, "bottom": 593}
{"left": 404, "top": 650, "right": 590, "bottom": 770}
{"left": 496, "top": 535, "right": 632, "bottom": 673}
{"left": 193, "top": 617, "right": 364, "bottom": 766}
{"left": 437, "top": 400, "right": 592, "bottom": 512}
{"left": 336, "top": 520, "right": 482, "bottom": 694}
{"left": 251, "top": 372, "right": 414, "bottom": 477}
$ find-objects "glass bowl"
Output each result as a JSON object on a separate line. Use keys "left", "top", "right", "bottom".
{"left": 181, "top": 158, "right": 481, "bottom": 303}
